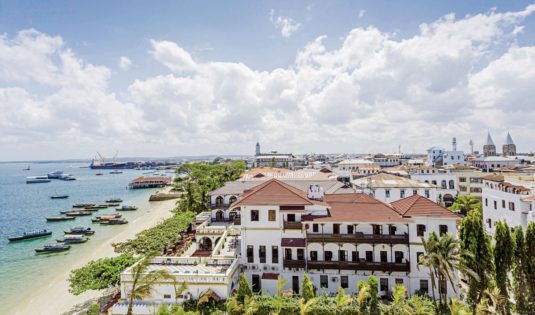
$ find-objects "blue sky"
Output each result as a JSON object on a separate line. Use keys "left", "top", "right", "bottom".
{"left": 1, "top": 1, "right": 535, "bottom": 160}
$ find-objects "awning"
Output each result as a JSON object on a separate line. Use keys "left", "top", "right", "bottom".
{"left": 281, "top": 238, "right": 305, "bottom": 247}
{"left": 262, "top": 273, "right": 280, "bottom": 280}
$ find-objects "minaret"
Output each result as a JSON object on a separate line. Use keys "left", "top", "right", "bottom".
{"left": 452, "top": 137, "right": 457, "bottom": 151}
{"left": 255, "top": 142, "right": 261, "bottom": 156}
{"left": 469, "top": 139, "right": 474, "bottom": 155}
{"left": 483, "top": 132, "right": 496, "bottom": 157}
{"left": 502, "top": 132, "right": 516, "bottom": 157}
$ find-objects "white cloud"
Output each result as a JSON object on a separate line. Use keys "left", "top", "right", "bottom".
{"left": 118, "top": 56, "right": 132, "bottom": 71}
{"left": 2, "top": 4, "right": 535, "bottom": 159}
{"left": 358, "top": 9, "right": 366, "bottom": 18}
{"left": 270, "top": 10, "right": 302, "bottom": 38}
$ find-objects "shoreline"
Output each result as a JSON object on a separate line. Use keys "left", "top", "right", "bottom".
{"left": 7, "top": 191, "right": 177, "bottom": 315}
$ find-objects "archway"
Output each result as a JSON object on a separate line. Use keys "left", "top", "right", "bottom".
{"left": 199, "top": 237, "right": 213, "bottom": 251}
{"left": 215, "top": 210, "right": 224, "bottom": 221}
{"left": 215, "top": 196, "right": 223, "bottom": 206}
{"left": 229, "top": 195, "right": 237, "bottom": 204}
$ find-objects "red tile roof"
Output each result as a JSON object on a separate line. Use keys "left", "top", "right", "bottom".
{"left": 130, "top": 176, "right": 172, "bottom": 183}
{"left": 281, "top": 238, "right": 306, "bottom": 247}
{"left": 391, "top": 194, "right": 460, "bottom": 218}
{"left": 232, "top": 179, "right": 327, "bottom": 207}
{"left": 305, "top": 193, "right": 412, "bottom": 223}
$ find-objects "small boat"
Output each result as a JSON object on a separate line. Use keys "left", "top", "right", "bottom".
{"left": 106, "top": 203, "right": 120, "bottom": 207}
{"left": 47, "top": 170, "right": 65, "bottom": 179}
{"left": 64, "top": 211, "right": 92, "bottom": 217}
{"left": 116, "top": 205, "right": 137, "bottom": 211}
{"left": 23, "top": 165, "right": 31, "bottom": 171}
{"left": 95, "top": 173, "right": 104, "bottom": 176}
{"left": 35, "top": 243, "right": 71, "bottom": 253}
{"left": 100, "top": 218, "right": 128, "bottom": 225}
{"left": 8, "top": 229, "right": 52, "bottom": 241}
{"left": 56, "top": 235, "right": 89, "bottom": 244}
{"left": 109, "top": 171, "right": 123, "bottom": 174}
{"left": 51, "top": 194, "right": 69, "bottom": 199}
{"left": 65, "top": 227, "right": 95, "bottom": 235}
{"left": 106, "top": 198, "right": 123, "bottom": 203}
{"left": 81, "top": 207, "right": 100, "bottom": 212}
{"left": 73, "top": 203, "right": 95, "bottom": 208}
{"left": 46, "top": 216, "right": 76, "bottom": 222}
{"left": 92, "top": 214, "right": 122, "bottom": 223}
{"left": 26, "top": 176, "right": 51, "bottom": 184}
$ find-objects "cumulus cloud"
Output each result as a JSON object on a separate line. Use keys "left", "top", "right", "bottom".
{"left": 118, "top": 56, "right": 132, "bottom": 71}
{"left": 270, "top": 10, "right": 302, "bottom": 38}
{"left": 2, "top": 5, "right": 535, "bottom": 159}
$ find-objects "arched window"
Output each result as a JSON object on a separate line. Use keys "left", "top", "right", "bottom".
{"left": 449, "top": 180, "right": 455, "bottom": 189}
{"left": 441, "top": 180, "right": 447, "bottom": 189}
{"left": 432, "top": 180, "right": 437, "bottom": 186}
{"left": 229, "top": 196, "right": 237, "bottom": 204}
{"left": 215, "top": 196, "right": 223, "bottom": 206}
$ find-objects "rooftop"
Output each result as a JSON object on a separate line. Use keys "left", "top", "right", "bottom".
{"left": 353, "top": 173, "right": 435, "bottom": 188}
{"left": 391, "top": 194, "right": 460, "bottom": 219}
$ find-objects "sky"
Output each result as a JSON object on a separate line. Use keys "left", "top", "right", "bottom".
{"left": 1, "top": 1, "right": 535, "bottom": 161}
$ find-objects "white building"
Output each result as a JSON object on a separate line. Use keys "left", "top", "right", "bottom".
{"left": 253, "top": 143, "right": 295, "bottom": 169}
{"left": 471, "top": 156, "right": 521, "bottom": 172}
{"left": 352, "top": 173, "right": 438, "bottom": 203}
{"left": 426, "top": 138, "right": 466, "bottom": 167}
{"left": 334, "top": 159, "right": 380, "bottom": 179}
{"left": 113, "top": 178, "right": 461, "bottom": 314}
{"left": 373, "top": 154, "right": 402, "bottom": 168}
{"left": 482, "top": 175, "right": 535, "bottom": 235}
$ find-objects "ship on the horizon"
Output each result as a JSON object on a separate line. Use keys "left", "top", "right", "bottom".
{"left": 89, "top": 152, "right": 180, "bottom": 170}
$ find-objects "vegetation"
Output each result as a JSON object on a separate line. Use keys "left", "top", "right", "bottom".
{"left": 493, "top": 221, "right": 513, "bottom": 314}
{"left": 68, "top": 253, "right": 138, "bottom": 295}
{"left": 113, "top": 211, "right": 196, "bottom": 255}
{"left": 174, "top": 161, "right": 246, "bottom": 213}
{"left": 448, "top": 195, "right": 481, "bottom": 215}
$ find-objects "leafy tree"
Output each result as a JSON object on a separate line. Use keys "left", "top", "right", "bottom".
{"left": 335, "top": 287, "right": 350, "bottom": 310}
{"left": 512, "top": 227, "right": 531, "bottom": 314}
{"left": 476, "top": 287, "right": 506, "bottom": 315}
{"left": 68, "top": 253, "right": 138, "bottom": 295}
{"left": 125, "top": 256, "right": 170, "bottom": 315}
{"left": 493, "top": 221, "right": 513, "bottom": 314}
{"left": 301, "top": 273, "right": 315, "bottom": 302}
{"left": 449, "top": 299, "right": 471, "bottom": 315}
{"left": 298, "top": 297, "right": 316, "bottom": 315}
{"left": 380, "top": 284, "right": 413, "bottom": 315}
{"left": 235, "top": 273, "right": 253, "bottom": 304}
{"left": 525, "top": 222, "right": 535, "bottom": 308}
{"left": 367, "top": 275, "right": 380, "bottom": 315}
{"left": 459, "top": 208, "right": 494, "bottom": 307}
{"left": 449, "top": 195, "right": 482, "bottom": 215}
{"left": 406, "top": 294, "right": 436, "bottom": 315}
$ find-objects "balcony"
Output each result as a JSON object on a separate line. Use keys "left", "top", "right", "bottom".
{"left": 306, "top": 232, "right": 409, "bottom": 244}
{"left": 307, "top": 260, "right": 410, "bottom": 272}
{"left": 283, "top": 259, "right": 306, "bottom": 269}
{"left": 283, "top": 221, "right": 302, "bottom": 230}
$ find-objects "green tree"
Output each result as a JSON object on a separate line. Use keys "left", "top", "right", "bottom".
{"left": 301, "top": 273, "right": 315, "bottom": 302}
{"left": 512, "top": 227, "right": 531, "bottom": 314}
{"left": 493, "top": 221, "right": 514, "bottom": 314}
{"left": 459, "top": 208, "right": 494, "bottom": 307}
{"left": 367, "top": 275, "right": 380, "bottom": 315}
{"left": 449, "top": 195, "right": 482, "bottom": 215}
{"left": 335, "top": 287, "right": 350, "bottom": 310}
{"left": 68, "top": 253, "right": 138, "bottom": 295}
{"left": 125, "top": 257, "right": 170, "bottom": 315}
{"left": 406, "top": 294, "right": 436, "bottom": 315}
{"left": 379, "top": 284, "right": 413, "bottom": 315}
{"left": 235, "top": 273, "right": 253, "bottom": 304}
{"left": 525, "top": 222, "right": 535, "bottom": 308}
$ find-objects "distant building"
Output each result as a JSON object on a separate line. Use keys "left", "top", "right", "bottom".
{"left": 502, "top": 132, "right": 517, "bottom": 157}
{"left": 128, "top": 176, "right": 173, "bottom": 189}
{"left": 426, "top": 138, "right": 466, "bottom": 167}
{"left": 352, "top": 173, "right": 437, "bottom": 203}
{"left": 253, "top": 143, "right": 295, "bottom": 169}
{"left": 483, "top": 132, "right": 497, "bottom": 157}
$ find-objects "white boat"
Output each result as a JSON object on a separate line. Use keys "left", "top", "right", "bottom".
{"left": 47, "top": 170, "right": 64, "bottom": 179}
{"left": 26, "top": 176, "right": 51, "bottom": 184}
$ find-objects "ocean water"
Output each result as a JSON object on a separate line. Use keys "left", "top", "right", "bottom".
{"left": 0, "top": 162, "right": 172, "bottom": 313}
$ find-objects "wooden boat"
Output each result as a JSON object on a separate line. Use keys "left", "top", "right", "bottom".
{"left": 73, "top": 203, "right": 95, "bottom": 208}
{"left": 100, "top": 218, "right": 128, "bottom": 225}
{"left": 35, "top": 243, "right": 70, "bottom": 253}
{"left": 56, "top": 235, "right": 89, "bottom": 244}
{"left": 106, "top": 203, "right": 120, "bottom": 207}
{"left": 64, "top": 211, "right": 92, "bottom": 217}
{"left": 46, "top": 216, "right": 75, "bottom": 222}
{"left": 81, "top": 207, "right": 100, "bottom": 212}
{"left": 92, "top": 214, "right": 122, "bottom": 223}
{"left": 50, "top": 195, "right": 69, "bottom": 199}
{"left": 95, "top": 173, "right": 104, "bottom": 176}
{"left": 105, "top": 198, "right": 123, "bottom": 203}
{"left": 116, "top": 205, "right": 138, "bottom": 211}
{"left": 64, "top": 227, "right": 95, "bottom": 235}
{"left": 8, "top": 229, "right": 52, "bottom": 241}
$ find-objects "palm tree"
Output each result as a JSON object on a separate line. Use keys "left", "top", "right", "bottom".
{"left": 449, "top": 299, "right": 471, "bottom": 315}
{"left": 475, "top": 288, "right": 506, "bottom": 315}
{"left": 449, "top": 195, "right": 481, "bottom": 215}
{"left": 406, "top": 295, "right": 436, "bottom": 315}
{"left": 380, "top": 284, "right": 413, "bottom": 315}
{"left": 298, "top": 297, "right": 316, "bottom": 315}
{"left": 335, "top": 287, "right": 351, "bottom": 310}
{"left": 125, "top": 256, "right": 169, "bottom": 315}
{"left": 418, "top": 233, "right": 439, "bottom": 302}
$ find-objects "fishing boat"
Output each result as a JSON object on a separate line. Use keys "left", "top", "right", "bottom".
{"left": 109, "top": 171, "right": 123, "bottom": 174}
{"left": 64, "top": 227, "right": 95, "bottom": 235}
{"left": 81, "top": 207, "right": 100, "bottom": 212}
{"left": 100, "top": 218, "right": 128, "bottom": 225}
{"left": 26, "top": 176, "right": 51, "bottom": 184}
{"left": 92, "top": 214, "right": 122, "bottom": 223}
{"left": 106, "top": 203, "right": 120, "bottom": 207}
{"left": 8, "top": 229, "right": 52, "bottom": 242}
{"left": 64, "top": 211, "right": 92, "bottom": 217}
{"left": 35, "top": 243, "right": 71, "bottom": 253}
{"left": 73, "top": 203, "right": 95, "bottom": 208}
{"left": 23, "top": 165, "right": 31, "bottom": 171}
{"left": 56, "top": 235, "right": 89, "bottom": 244}
{"left": 116, "top": 205, "right": 138, "bottom": 211}
{"left": 105, "top": 198, "right": 123, "bottom": 203}
{"left": 95, "top": 173, "right": 104, "bottom": 176}
{"left": 46, "top": 216, "right": 76, "bottom": 222}
{"left": 50, "top": 194, "right": 69, "bottom": 199}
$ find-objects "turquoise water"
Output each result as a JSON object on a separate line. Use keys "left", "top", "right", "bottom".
{"left": 0, "top": 162, "right": 170, "bottom": 313}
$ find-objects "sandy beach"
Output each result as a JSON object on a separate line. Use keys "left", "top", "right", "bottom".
{"left": 7, "top": 196, "right": 178, "bottom": 315}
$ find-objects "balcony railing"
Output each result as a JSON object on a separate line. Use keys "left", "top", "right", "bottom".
{"left": 283, "top": 221, "right": 302, "bottom": 230}
{"left": 283, "top": 259, "right": 306, "bottom": 269}
{"left": 306, "top": 232, "right": 409, "bottom": 244}
{"left": 307, "top": 260, "right": 410, "bottom": 272}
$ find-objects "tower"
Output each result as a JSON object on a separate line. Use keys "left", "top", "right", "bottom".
{"left": 502, "top": 132, "right": 516, "bottom": 157}
{"left": 255, "top": 142, "right": 261, "bottom": 156}
{"left": 452, "top": 137, "right": 457, "bottom": 151}
{"left": 483, "top": 132, "right": 496, "bottom": 157}
{"left": 469, "top": 139, "right": 474, "bottom": 155}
